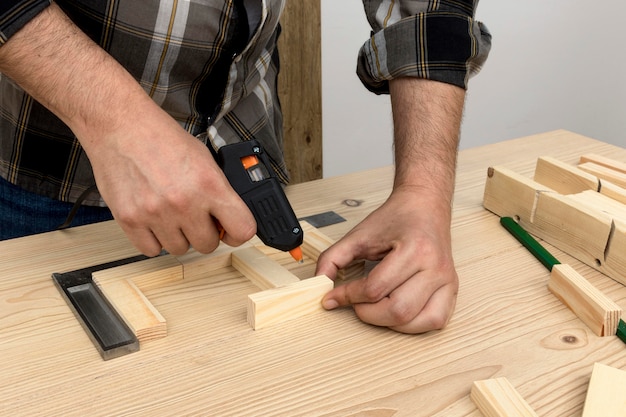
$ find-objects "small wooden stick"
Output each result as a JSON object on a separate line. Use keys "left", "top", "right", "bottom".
{"left": 548, "top": 264, "right": 622, "bottom": 337}
{"left": 471, "top": 377, "right": 538, "bottom": 417}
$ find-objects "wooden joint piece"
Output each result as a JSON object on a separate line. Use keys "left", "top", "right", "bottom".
{"left": 471, "top": 377, "right": 538, "bottom": 417}
{"left": 92, "top": 255, "right": 182, "bottom": 342}
{"left": 301, "top": 221, "right": 364, "bottom": 280}
{"left": 247, "top": 275, "right": 334, "bottom": 330}
{"left": 548, "top": 264, "right": 622, "bottom": 336}
{"left": 232, "top": 246, "right": 300, "bottom": 290}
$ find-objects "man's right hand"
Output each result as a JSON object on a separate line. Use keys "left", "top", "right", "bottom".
{"left": 0, "top": 3, "right": 256, "bottom": 256}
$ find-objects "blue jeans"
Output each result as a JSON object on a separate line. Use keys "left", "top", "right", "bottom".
{"left": 0, "top": 176, "right": 113, "bottom": 240}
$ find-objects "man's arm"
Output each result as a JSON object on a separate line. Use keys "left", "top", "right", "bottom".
{"left": 0, "top": 3, "right": 256, "bottom": 255}
{"left": 316, "top": 77, "right": 464, "bottom": 333}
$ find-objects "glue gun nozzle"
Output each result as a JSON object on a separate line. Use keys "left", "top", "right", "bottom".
{"left": 289, "top": 247, "right": 304, "bottom": 263}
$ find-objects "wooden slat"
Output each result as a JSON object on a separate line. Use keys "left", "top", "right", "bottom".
{"left": 580, "top": 153, "right": 626, "bottom": 174}
{"left": 578, "top": 162, "right": 626, "bottom": 189}
{"left": 582, "top": 362, "right": 626, "bottom": 417}
{"left": 232, "top": 246, "right": 300, "bottom": 290}
{"left": 548, "top": 264, "right": 622, "bottom": 336}
{"left": 247, "top": 275, "right": 333, "bottom": 330}
{"left": 471, "top": 377, "right": 538, "bottom": 417}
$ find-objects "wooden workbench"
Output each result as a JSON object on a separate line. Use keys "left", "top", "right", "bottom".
{"left": 2, "top": 130, "right": 625, "bottom": 416}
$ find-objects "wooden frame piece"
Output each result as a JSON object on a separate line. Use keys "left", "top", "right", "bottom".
{"left": 548, "top": 264, "right": 622, "bottom": 337}
{"left": 582, "top": 362, "right": 626, "bottom": 417}
{"left": 90, "top": 222, "right": 356, "bottom": 339}
{"left": 92, "top": 255, "right": 183, "bottom": 342}
{"left": 471, "top": 377, "right": 538, "bottom": 417}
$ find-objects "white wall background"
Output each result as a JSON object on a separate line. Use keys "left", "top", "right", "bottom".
{"left": 321, "top": 0, "right": 626, "bottom": 178}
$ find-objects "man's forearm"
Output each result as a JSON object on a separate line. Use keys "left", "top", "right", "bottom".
{"left": 0, "top": 2, "right": 153, "bottom": 152}
{"left": 389, "top": 77, "right": 465, "bottom": 209}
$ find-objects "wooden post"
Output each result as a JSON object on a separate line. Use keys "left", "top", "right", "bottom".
{"left": 277, "top": 0, "right": 323, "bottom": 183}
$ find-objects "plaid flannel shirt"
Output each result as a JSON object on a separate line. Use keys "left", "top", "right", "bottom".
{"left": 0, "top": 0, "right": 490, "bottom": 206}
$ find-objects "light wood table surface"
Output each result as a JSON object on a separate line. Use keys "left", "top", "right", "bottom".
{"left": 2, "top": 130, "right": 626, "bottom": 416}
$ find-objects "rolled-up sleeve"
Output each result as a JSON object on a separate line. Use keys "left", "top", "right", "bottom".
{"left": 358, "top": 0, "right": 491, "bottom": 93}
{"left": 0, "top": 0, "right": 51, "bottom": 45}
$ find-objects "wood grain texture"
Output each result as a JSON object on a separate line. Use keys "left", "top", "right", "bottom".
{"left": 4, "top": 130, "right": 626, "bottom": 416}
{"left": 277, "top": 0, "right": 322, "bottom": 183}
{"left": 471, "top": 377, "right": 538, "bottom": 417}
{"left": 582, "top": 362, "right": 626, "bottom": 417}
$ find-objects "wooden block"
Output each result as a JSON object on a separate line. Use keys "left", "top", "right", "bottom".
{"left": 95, "top": 278, "right": 166, "bottom": 342}
{"left": 471, "top": 377, "right": 538, "bottom": 417}
{"left": 301, "top": 221, "right": 364, "bottom": 280}
{"left": 176, "top": 244, "right": 240, "bottom": 281}
{"left": 598, "top": 179, "right": 626, "bottom": 206}
{"left": 232, "top": 246, "right": 300, "bottom": 290}
{"left": 483, "top": 166, "right": 554, "bottom": 225}
{"left": 533, "top": 191, "right": 613, "bottom": 273}
{"left": 582, "top": 362, "right": 626, "bottom": 417}
{"left": 534, "top": 156, "right": 599, "bottom": 194}
{"left": 548, "top": 264, "right": 622, "bottom": 336}
{"left": 568, "top": 190, "right": 626, "bottom": 223}
{"left": 580, "top": 153, "right": 626, "bottom": 174}
{"left": 247, "top": 275, "right": 334, "bottom": 330}
{"left": 578, "top": 162, "right": 626, "bottom": 189}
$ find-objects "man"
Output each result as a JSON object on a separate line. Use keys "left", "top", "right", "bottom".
{"left": 0, "top": 1, "right": 491, "bottom": 333}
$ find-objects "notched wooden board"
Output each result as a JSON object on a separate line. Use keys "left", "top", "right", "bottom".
{"left": 483, "top": 156, "right": 626, "bottom": 287}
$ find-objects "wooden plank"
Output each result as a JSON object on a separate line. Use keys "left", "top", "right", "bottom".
{"left": 548, "top": 264, "right": 622, "bottom": 337}
{"left": 578, "top": 162, "right": 626, "bottom": 189}
{"left": 247, "top": 275, "right": 333, "bottom": 330}
{"left": 176, "top": 244, "right": 239, "bottom": 281}
{"left": 599, "top": 180, "right": 626, "bottom": 206}
{"left": 94, "top": 278, "right": 166, "bottom": 342}
{"left": 277, "top": 0, "right": 322, "bottom": 183}
{"left": 301, "top": 221, "right": 364, "bottom": 281}
{"left": 534, "top": 156, "right": 599, "bottom": 194}
{"left": 532, "top": 191, "right": 613, "bottom": 274}
{"left": 582, "top": 362, "right": 626, "bottom": 417}
{"left": 471, "top": 377, "right": 538, "bottom": 417}
{"left": 483, "top": 166, "right": 554, "bottom": 225}
{"left": 580, "top": 153, "right": 626, "bottom": 174}
{"left": 231, "top": 246, "right": 300, "bottom": 290}
{"left": 568, "top": 190, "right": 626, "bottom": 223}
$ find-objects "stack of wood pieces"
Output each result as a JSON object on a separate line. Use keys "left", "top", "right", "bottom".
{"left": 483, "top": 154, "right": 626, "bottom": 337}
{"left": 484, "top": 154, "right": 626, "bottom": 286}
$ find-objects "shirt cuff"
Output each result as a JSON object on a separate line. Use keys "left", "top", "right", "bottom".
{"left": 0, "top": 1, "right": 51, "bottom": 45}
{"left": 357, "top": 12, "right": 492, "bottom": 94}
